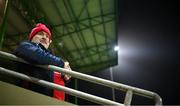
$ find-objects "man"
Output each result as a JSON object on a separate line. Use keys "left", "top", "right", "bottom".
{"left": 14, "top": 23, "right": 71, "bottom": 100}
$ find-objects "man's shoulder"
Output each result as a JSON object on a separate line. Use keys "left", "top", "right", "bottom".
{"left": 14, "top": 41, "right": 36, "bottom": 53}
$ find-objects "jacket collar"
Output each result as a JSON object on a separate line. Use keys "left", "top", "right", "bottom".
{"left": 28, "top": 41, "right": 52, "bottom": 54}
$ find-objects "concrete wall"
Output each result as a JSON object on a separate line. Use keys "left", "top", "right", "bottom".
{"left": 0, "top": 81, "right": 75, "bottom": 105}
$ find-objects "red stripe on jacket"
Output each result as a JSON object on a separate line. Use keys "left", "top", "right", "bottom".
{"left": 53, "top": 72, "right": 65, "bottom": 100}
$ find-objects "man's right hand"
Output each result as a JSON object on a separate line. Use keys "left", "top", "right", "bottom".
{"left": 64, "top": 62, "right": 71, "bottom": 80}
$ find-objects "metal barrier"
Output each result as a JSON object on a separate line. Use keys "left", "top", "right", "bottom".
{"left": 0, "top": 51, "right": 162, "bottom": 105}
{"left": 0, "top": 67, "right": 122, "bottom": 105}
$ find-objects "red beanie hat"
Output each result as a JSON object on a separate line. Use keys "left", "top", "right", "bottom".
{"left": 28, "top": 23, "right": 51, "bottom": 40}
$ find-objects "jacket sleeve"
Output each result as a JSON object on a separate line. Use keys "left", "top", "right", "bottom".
{"left": 14, "top": 41, "right": 64, "bottom": 68}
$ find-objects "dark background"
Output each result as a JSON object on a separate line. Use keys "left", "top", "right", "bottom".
{"left": 67, "top": 0, "right": 179, "bottom": 105}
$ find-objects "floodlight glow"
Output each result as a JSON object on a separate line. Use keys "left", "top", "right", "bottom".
{"left": 114, "top": 46, "right": 119, "bottom": 51}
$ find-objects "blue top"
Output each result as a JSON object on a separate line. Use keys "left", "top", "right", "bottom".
{"left": 14, "top": 41, "right": 64, "bottom": 67}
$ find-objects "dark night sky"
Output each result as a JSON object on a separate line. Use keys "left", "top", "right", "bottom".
{"left": 68, "top": 0, "right": 179, "bottom": 105}
{"left": 116, "top": 0, "right": 179, "bottom": 105}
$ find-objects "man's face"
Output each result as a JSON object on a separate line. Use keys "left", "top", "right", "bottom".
{"left": 31, "top": 31, "right": 52, "bottom": 49}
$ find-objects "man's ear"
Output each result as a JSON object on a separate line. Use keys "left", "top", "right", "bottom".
{"left": 49, "top": 39, "right": 52, "bottom": 44}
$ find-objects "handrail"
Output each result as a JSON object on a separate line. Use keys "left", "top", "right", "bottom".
{"left": 0, "top": 51, "right": 162, "bottom": 105}
{"left": 0, "top": 67, "right": 122, "bottom": 106}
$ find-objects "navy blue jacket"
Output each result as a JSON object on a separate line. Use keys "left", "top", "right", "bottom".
{"left": 14, "top": 41, "right": 64, "bottom": 67}
{"left": 14, "top": 41, "right": 65, "bottom": 96}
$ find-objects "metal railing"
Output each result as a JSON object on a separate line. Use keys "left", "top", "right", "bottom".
{"left": 0, "top": 51, "right": 162, "bottom": 105}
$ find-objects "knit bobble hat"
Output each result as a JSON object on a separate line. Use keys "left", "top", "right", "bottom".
{"left": 28, "top": 23, "right": 52, "bottom": 41}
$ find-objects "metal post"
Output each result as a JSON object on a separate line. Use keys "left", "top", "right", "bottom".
{"left": 110, "top": 67, "right": 116, "bottom": 101}
{"left": 124, "top": 90, "right": 133, "bottom": 106}
{"left": 75, "top": 79, "right": 78, "bottom": 104}
{"left": 154, "top": 93, "right": 163, "bottom": 106}
{"left": 0, "top": 0, "right": 9, "bottom": 49}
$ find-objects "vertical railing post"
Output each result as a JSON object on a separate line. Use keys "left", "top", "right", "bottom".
{"left": 110, "top": 67, "right": 116, "bottom": 101}
{"left": 154, "top": 93, "right": 163, "bottom": 106}
{"left": 124, "top": 90, "right": 133, "bottom": 106}
{"left": 0, "top": 0, "right": 9, "bottom": 49}
{"left": 75, "top": 79, "right": 78, "bottom": 104}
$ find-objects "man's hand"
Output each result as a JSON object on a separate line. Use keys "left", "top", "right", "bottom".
{"left": 64, "top": 61, "right": 71, "bottom": 80}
